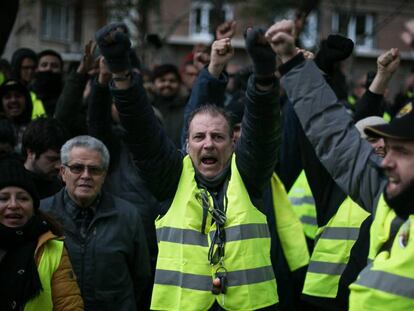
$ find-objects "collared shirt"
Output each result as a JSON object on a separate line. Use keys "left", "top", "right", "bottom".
{"left": 63, "top": 190, "right": 100, "bottom": 239}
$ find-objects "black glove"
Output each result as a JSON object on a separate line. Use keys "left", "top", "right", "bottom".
{"left": 245, "top": 27, "right": 276, "bottom": 77}
{"left": 95, "top": 22, "right": 131, "bottom": 72}
{"left": 315, "top": 34, "right": 354, "bottom": 74}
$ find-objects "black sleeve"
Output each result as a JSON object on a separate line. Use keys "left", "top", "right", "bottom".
{"left": 275, "top": 99, "right": 302, "bottom": 192}
{"left": 88, "top": 79, "right": 112, "bottom": 142}
{"left": 354, "top": 90, "right": 384, "bottom": 122}
{"left": 111, "top": 74, "right": 183, "bottom": 201}
{"left": 236, "top": 75, "right": 281, "bottom": 200}
{"left": 131, "top": 210, "right": 152, "bottom": 310}
{"left": 54, "top": 71, "right": 89, "bottom": 136}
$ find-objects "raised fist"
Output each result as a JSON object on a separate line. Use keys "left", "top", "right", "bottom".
{"left": 95, "top": 23, "right": 131, "bottom": 73}
{"left": 208, "top": 38, "right": 234, "bottom": 78}
{"left": 245, "top": 27, "right": 276, "bottom": 76}
{"left": 265, "top": 20, "right": 297, "bottom": 64}
{"left": 315, "top": 34, "right": 354, "bottom": 74}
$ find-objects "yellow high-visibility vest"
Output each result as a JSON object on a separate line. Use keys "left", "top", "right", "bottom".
{"left": 288, "top": 170, "right": 318, "bottom": 239}
{"left": 151, "top": 155, "right": 278, "bottom": 311}
{"left": 30, "top": 91, "right": 46, "bottom": 119}
{"left": 271, "top": 173, "right": 309, "bottom": 272}
{"left": 303, "top": 197, "right": 369, "bottom": 298}
{"left": 24, "top": 239, "right": 64, "bottom": 311}
{"left": 349, "top": 195, "right": 414, "bottom": 310}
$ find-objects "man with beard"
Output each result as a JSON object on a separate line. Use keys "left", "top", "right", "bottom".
{"left": 22, "top": 117, "right": 69, "bottom": 198}
{"left": 268, "top": 19, "right": 414, "bottom": 310}
{"left": 150, "top": 64, "right": 187, "bottom": 148}
{"left": 31, "top": 49, "right": 64, "bottom": 116}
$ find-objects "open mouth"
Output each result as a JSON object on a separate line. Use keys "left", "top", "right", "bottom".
{"left": 6, "top": 104, "right": 22, "bottom": 114}
{"left": 201, "top": 157, "right": 218, "bottom": 165}
{"left": 375, "top": 149, "right": 386, "bottom": 158}
{"left": 5, "top": 213, "right": 23, "bottom": 220}
{"left": 388, "top": 176, "right": 400, "bottom": 185}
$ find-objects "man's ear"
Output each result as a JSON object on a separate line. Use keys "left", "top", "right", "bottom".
{"left": 60, "top": 165, "right": 66, "bottom": 182}
{"left": 185, "top": 139, "right": 189, "bottom": 153}
{"left": 26, "top": 149, "right": 36, "bottom": 161}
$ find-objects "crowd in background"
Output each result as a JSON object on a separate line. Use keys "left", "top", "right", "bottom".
{"left": 0, "top": 13, "right": 414, "bottom": 311}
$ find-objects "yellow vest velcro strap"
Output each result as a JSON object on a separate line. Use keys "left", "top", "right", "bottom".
{"left": 157, "top": 227, "right": 208, "bottom": 246}
{"left": 209, "top": 224, "right": 270, "bottom": 242}
{"left": 318, "top": 227, "right": 360, "bottom": 240}
{"left": 155, "top": 266, "right": 275, "bottom": 290}
{"left": 355, "top": 265, "right": 414, "bottom": 299}
{"left": 290, "top": 196, "right": 314, "bottom": 205}
{"left": 307, "top": 260, "right": 347, "bottom": 276}
{"left": 300, "top": 215, "right": 317, "bottom": 226}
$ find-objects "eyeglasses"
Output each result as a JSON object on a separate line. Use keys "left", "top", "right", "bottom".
{"left": 63, "top": 164, "right": 106, "bottom": 176}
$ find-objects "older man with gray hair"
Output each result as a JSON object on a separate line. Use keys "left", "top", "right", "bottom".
{"left": 40, "top": 135, "right": 151, "bottom": 311}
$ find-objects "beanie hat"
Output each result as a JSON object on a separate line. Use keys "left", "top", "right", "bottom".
{"left": 0, "top": 158, "right": 39, "bottom": 209}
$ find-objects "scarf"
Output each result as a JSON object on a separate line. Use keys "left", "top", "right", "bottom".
{"left": 194, "top": 160, "right": 231, "bottom": 192}
{"left": 0, "top": 215, "right": 50, "bottom": 311}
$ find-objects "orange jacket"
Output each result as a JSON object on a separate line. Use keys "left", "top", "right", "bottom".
{"left": 34, "top": 231, "right": 84, "bottom": 311}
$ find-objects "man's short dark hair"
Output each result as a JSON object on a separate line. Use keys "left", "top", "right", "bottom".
{"left": 22, "top": 117, "right": 69, "bottom": 158}
{"left": 37, "top": 49, "right": 63, "bottom": 69}
{"left": 187, "top": 104, "right": 234, "bottom": 138}
{"left": 151, "top": 64, "right": 181, "bottom": 82}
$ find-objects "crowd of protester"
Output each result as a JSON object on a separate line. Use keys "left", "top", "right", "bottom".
{"left": 1, "top": 15, "right": 414, "bottom": 311}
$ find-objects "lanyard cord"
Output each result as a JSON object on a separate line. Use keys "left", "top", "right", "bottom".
{"left": 205, "top": 179, "right": 229, "bottom": 265}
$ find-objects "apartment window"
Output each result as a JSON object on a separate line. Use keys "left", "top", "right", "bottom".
{"left": 299, "top": 11, "right": 318, "bottom": 49}
{"left": 190, "top": 1, "right": 234, "bottom": 40}
{"left": 332, "top": 12, "right": 374, "bottom": 49}
{"left": 41, "top": 0, "right": 75, "bottom": 42}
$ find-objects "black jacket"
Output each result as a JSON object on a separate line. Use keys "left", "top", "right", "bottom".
{"left": 40, "top": 189, "right": 151, "bottom": 311}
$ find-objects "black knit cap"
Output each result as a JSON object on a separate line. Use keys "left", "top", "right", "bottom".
{"left": 0, "top": 158, "right": 39, "bottom": 209}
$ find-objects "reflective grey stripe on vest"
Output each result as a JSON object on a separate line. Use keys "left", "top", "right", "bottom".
{"left": 157, "top": 224, "right": 270, "bottom": 246}
{"left": 307, "top": 260, "right": 347, "bottom": 276}
{"left": 209, "top": 223, "right": 270, "bottom": 242}
{"left": 157, "top": 227, "right": 208, "bottom": 246}
{"left": 155, "top": 265, "right": 275, "bottom": 291}
{"left": 315, "top": 227, "right": 360, "bottom": 244}
{"left": 300, "top": 215, "right": 317, "bottom": 226}
{"left": 290, "top": 196, "right": 315, "bottom": 206}
{"left": 355, "top": 264, "right": 414, "bottom": 299}
{"left": 320, "top": 227, "right": 360, "bottom": 240}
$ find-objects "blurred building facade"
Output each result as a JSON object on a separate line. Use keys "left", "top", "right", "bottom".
{"left": 3, "top": 0, "right": 414, "bottom": 97}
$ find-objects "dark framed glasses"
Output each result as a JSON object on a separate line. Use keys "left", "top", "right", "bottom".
{"left": 63, "top": 164, "right": 105, "bottom": 176}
